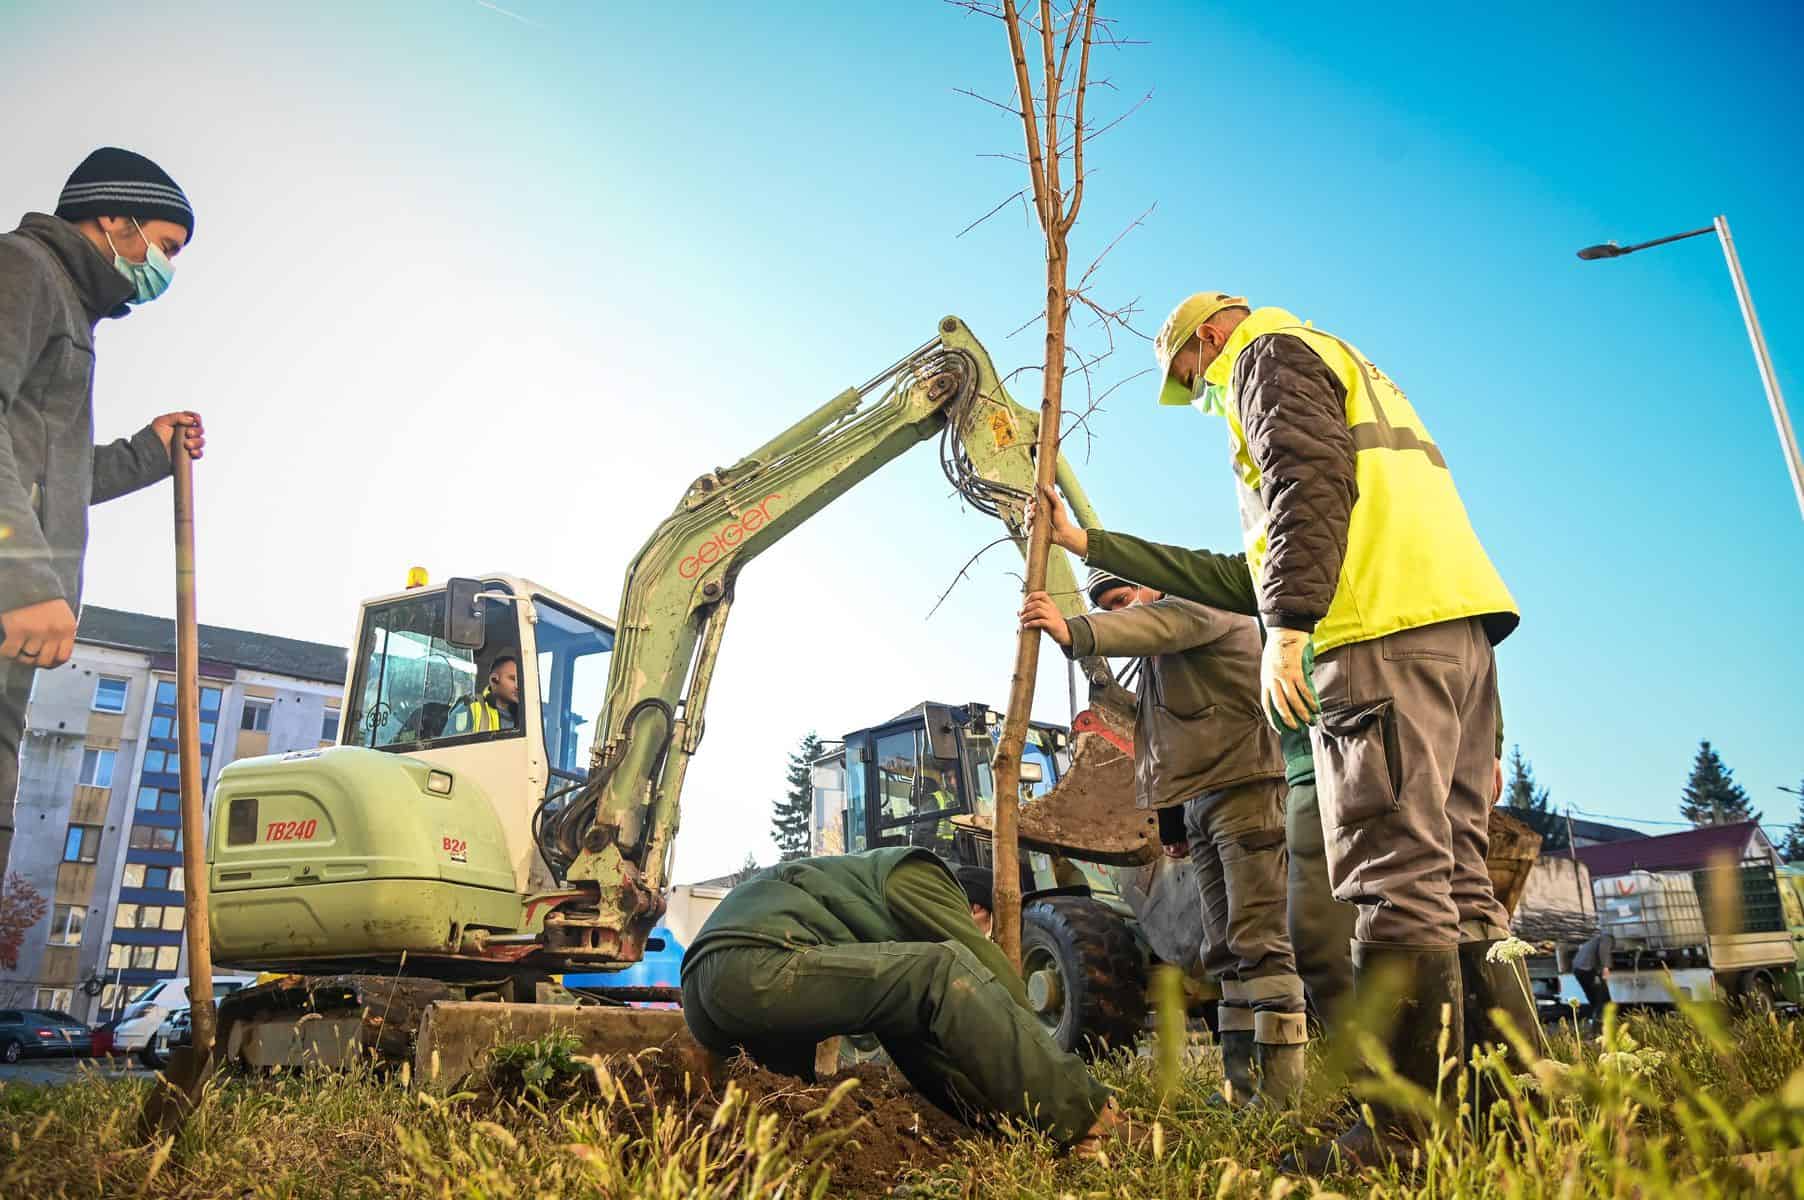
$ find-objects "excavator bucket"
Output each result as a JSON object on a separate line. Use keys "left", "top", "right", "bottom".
{"left": 955, "top": 706, "right": 1157, "bottom": 866}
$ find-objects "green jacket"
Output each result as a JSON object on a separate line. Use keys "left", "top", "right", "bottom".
{"left": 1085, "top": 527, "right": 1503, "bottom": 764}
{"left": 682, "top": 847, "right": 1027, "bottom": 1007}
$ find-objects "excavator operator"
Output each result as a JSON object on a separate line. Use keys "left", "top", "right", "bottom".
{"left": 679, "top": 847, "right": 1122, "bottom": 1152}
{"left": 445, "top": 654, "right": 521, "bottom": 735}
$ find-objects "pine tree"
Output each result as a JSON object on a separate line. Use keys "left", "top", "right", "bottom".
{"left": 770, "top": 731, "right": 822, "bottom": 862}
{"left": 729, "top": 852, "right": 762, "bottom": 886}
{"left": 1679, "top": 739, "right": 1762, "bottom": 827}
{"left": 1779, "top": 780, "right": 1804, "bottom": 862}
{"left": 1501, "top": 744, "right": 1551, "bottom": 814}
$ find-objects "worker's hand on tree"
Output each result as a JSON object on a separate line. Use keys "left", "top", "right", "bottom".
{"left": 1493, "top": 757, "right": 1504, "bottom": 803}
{"left": 1260, "top": 628, "right": 1319, "bottom": 731}
{"left": 1027, "top": 483, "right": 1087, "bottom": 558}
{"left": 151, "top": 411, "right": 205, "bottom": 460}
{"left": 1018, "top": 591, "right": 1071, "bottom": 647}
{"left": 1162, "top": 840, "right": 1189, "bottom": 859}
{"left": 0, "top": 598, "right": 78, "bottom": 668}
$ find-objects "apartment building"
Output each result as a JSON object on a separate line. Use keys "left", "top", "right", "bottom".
{"left": 1, "top": 606, "right": 346, "bottom": 1021}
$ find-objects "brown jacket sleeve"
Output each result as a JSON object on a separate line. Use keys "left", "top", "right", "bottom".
{"left": 1065, "top": 597, "right": 1233, "bottom": 661}
{"left": 1233, "top": 333, "right": 1358, "bottom": 633}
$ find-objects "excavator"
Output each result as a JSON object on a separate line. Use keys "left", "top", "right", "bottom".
{"left": 207, "top": 315, "right": 1170, "bottom": 1076}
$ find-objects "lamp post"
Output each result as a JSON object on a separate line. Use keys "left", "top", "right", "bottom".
{"left": 1578, "top": 216, "right": 1803, "bottom": 520}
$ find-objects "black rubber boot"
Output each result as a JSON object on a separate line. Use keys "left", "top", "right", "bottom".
{"left": 1281, "top": 943, "right": 1464, "bottom": 1176}
{"left": 1255, "top": 1040, "right": 1308, "bottom": 1109}
{"left": 1459, "top": 939, "right": 1548, "bottom": 1120}
{"left": 1209, "top": 1028, "right": 1257, "bottom": 1108}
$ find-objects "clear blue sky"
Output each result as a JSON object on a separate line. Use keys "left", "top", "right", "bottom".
{"left": 7, "top": 1, "right": 1801, "bottom": 874}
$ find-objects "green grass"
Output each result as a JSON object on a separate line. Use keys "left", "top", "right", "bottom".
{"left": 4, "top": 1009, "right": 1804, "bottom": 1198}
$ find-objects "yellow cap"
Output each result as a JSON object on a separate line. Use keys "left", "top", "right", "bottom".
{"left": 406, "top": 566, "right": 430, "bottom": 590}
{"left": 1153, "top": 291, "right": 1248, "bottom": 406}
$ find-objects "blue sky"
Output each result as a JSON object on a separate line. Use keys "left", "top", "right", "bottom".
{"left": 6, "top": 1, "right": 1801, "bottom": 875}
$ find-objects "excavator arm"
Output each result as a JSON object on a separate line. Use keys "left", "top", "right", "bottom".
{"left": 539, "top": 316, "right": 1133, "bottom": 961}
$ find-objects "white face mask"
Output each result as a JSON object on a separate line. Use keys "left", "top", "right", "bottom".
{"left": 1191, "top": 381, "right": 1228, "bottom": 418}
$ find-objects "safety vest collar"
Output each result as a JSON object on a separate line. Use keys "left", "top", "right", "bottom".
{"left": 1201, "top": 306, "right": 1305, "bottom": 392}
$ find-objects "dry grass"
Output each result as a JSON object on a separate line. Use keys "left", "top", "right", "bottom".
{"left": 4, "top": 1008, "right": 1804, "bottom": 1198}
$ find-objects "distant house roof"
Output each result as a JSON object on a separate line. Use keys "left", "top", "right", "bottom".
{"left": 78, "top": 606, "right": 348, "bottom": 686}
{"left": 1503, "top": 808, "right": 1648, "bottom": 853}
{"left": 1574, "top": 820, "right": 1771, "bottom": 878}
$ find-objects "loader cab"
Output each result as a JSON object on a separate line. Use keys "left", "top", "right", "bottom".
{"left": 341, "top": 574, "right": 616, "bottom": 891}
{"left": 829, "top": 702, "right": 1099, "bottom": 894}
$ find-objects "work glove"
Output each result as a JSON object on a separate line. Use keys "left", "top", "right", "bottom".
{"left": 1260, "top": 628, "right": 1319, "bottom": 732}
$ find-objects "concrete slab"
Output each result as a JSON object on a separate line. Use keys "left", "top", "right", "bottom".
{"left": 413, "top": 1002, "right": 721, "bottom": 1091}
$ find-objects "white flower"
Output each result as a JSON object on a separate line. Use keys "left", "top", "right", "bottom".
{"left": 1486, "top": 936, "right": 1535, "bottom": 964}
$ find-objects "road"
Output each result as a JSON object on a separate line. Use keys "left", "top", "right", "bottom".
{"left": 0, "top": 1056, "right": 154, "bottom": 1088}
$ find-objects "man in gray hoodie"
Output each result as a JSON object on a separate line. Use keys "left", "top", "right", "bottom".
{"left": 0, "top": 147, "right": 206, "bottom": 877}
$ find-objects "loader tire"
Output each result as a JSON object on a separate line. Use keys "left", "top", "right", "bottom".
{"left": 1020, "top": 896, "right": 1147, "bottom": 1058}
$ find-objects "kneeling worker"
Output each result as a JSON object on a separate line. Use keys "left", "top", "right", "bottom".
{"left": 680, "top": 847, "right": 1119, "bottom": 1148}
{"left": 1021, "top": 571, "right": 1307, "bottom": 1107}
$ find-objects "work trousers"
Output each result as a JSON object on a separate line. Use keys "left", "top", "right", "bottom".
{"left": 680, "top": 939, "right": 1109, "bottom": 1144}
{"left": 1309, "top": 617, "right": 1511, "bottom": 948}
{"left": 0, "top": 665, "right": 32, "bottom": 880}
{"left": 1575, "top": 968, "right": 1611, "bottom": 1019}
{"left": 1183, "top": 778, "right": 1307, "bottom": 1044}
{"left": 1284, "top": 780, "right": 1357, "bottom": 1031}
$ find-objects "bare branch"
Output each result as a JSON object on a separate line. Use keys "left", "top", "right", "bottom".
{"left": 1060, "top": 0, "right": 1098, "bottom": 236}
{"left": 953, "top": 86, "right": 1024, "bottom": 117}
{"left": 1062, "top": 87, "right": 1151, "bottom": 154}
{"left": 957, "top": 188, "right": 1030, "bottom": 239}
{"left": 1002, "top": 0, "right": 1052, "bottom": 232}
{"left": 1075, "top": 201, "right": 1155, "bottom": 293}
{"left": 926, "top": 534, "right": 1020, "bottom": 619}
{"left": 976, "top": 151, "right": 1032, "bottom": 166}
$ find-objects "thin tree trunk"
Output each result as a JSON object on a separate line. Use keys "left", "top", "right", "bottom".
{"left": 989, "top": 0, "right": 1090, "bottom": 971}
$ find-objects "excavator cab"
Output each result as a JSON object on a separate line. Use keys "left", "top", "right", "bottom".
{"left": 207, "top": 573, "right": 616, "bottom": 975}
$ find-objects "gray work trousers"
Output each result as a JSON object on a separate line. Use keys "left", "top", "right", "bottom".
{"left": 1184, "top": 778, "right": 1307, "bottom": 1044}
{"left": 0, "top": 665, "right": 32, "bottom": 881}
{"left": 681, "top": 939, "right": 1109, "bottom": 1144}
{"left": 1309, "top": 617, "right": 1511, "bottom": 948}
{"left": 1284, "top": 780, "right": 1357, "bottom": 1030}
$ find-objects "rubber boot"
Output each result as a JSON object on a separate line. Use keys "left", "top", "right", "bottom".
{"left": 1281, "top": 943, "right": 1464, "bottom": 1176}
{"left": 1254, "top": 1040, "right": 1308, "bottom": 1109}
{"left": 1459, "top": 939, "right": 1548, "bottom": 1121}
{"left": 1209, "top": 1028, "right": 1257, "bottom": 1108}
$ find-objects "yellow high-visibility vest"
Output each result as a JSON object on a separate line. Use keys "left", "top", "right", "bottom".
{"left": 447, "top": 690, "right": 512, "bottom": 735}
{"left": 1201, "top": 307, "right": 1518, "bottom": 654}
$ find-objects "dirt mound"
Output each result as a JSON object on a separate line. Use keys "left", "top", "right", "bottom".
{"left": 524, "top": 1047, "right": 974, "bottom": 1195}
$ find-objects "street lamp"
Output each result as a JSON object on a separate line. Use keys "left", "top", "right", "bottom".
{"left": 1578, "top": 215, "right": 1804, "bottom": 520}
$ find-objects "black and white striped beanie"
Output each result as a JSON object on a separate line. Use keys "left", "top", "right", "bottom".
{"left": 54, "top": 147, "right": 194, "bottom": 243}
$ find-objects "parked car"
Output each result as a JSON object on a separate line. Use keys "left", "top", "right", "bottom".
{"left": 0, "top": 1009, "right": 94, "bottom": 1063}
{"left": 109, "top": 975, "right": 256, "bottom": 1067}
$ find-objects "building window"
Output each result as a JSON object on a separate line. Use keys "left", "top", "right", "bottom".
{"left": 48, "top": 904, "right": 86, "bottom": 946}
{"left": 92, "top": 676, "right": 129, "bottom": 713}
{"left": 200, "top": 687, "right": 221, "bottom": 714}
{"left": 137, "top": 787, "right": 180, "bottom": 812}
{"left": 143, "top": 749, "right": 165, "bottom": 774}
{"left": 242, "top": 700, "right": 272, "bottom": 733}
{"left": 144, "top": 866, "right": 170, "bottom": 890}
{"left": 129, "top": 826, "right": 181, "bottom": 851}
{"left": 35, "top": 988, "right": 73, "bottom": 1013}
{"left": 155, "top": 946, "right": 179, "bottom": 971}
{"left": 321, "top": 709, "right": 340, "bottom": 742}
{"left": 149, "top": 715, "right": 173, "bottom": 739}
{"left": 79, "top": 747, "right": 116, "bottom": 788}
{"left": 62, "top": 824, "right": 101, "bottom": 864}
{"left": 122, "top": 864, "right": 143, "bottom": 888}
{"left": 155, "top": 679, "right": 176, "bottom": 706}
{"left": 199, "top": 720, "right": 217, "bottom": 745}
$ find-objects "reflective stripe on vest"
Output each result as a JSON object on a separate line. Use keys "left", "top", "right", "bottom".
{"left": 1210, "top": 307, "right": 1518, "bottom": 653}
{"left": 451, "top": 693, "right": 504, "bottom": 734}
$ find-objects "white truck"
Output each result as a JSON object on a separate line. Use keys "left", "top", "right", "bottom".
{"left": 1590, "top": 864, "right": 1803, "bottom": 1010}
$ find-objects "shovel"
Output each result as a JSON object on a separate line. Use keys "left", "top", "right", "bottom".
{"left": 136, "top": 434, "right": 217, "bottom": 1141}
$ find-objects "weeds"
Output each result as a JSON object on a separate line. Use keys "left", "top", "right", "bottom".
{"left": 3, "top": 1010, "right": 1804, "bottom": 1197}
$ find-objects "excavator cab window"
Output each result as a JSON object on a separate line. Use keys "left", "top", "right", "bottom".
{"left": 532, "top": 597, "right": 614, "bottom": 788}
{"left": 872, "top": 726, "right": 965, "bottom": 858}
{"left": 347, "top": 582, "right": 524, "bottom": 751}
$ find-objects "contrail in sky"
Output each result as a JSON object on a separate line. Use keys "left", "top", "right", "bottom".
{"left": 474, "top": 0, "right": 543, "bottom": 27}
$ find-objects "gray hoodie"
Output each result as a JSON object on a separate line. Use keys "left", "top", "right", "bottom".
{"left": 0, "top": 212, "right": 172, "bottom": 616}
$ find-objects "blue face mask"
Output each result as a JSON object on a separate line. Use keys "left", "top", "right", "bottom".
{"left": 106, "top": 219, "right": 175, "bottom": 304}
